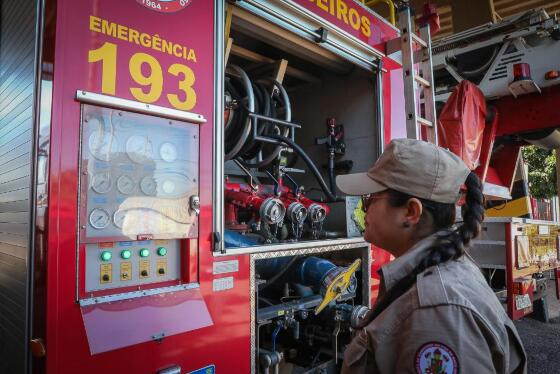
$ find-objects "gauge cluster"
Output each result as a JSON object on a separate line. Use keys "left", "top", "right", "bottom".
{"left": 80, "top": 105, "right": 200, "bottom": 241}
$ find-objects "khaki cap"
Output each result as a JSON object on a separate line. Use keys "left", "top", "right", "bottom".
{"left": 336, "top": 138, "right": 470, "bottom": 204}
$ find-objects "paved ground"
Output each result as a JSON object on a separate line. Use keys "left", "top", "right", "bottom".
{"left": 513, "top": 279, "right": 560, "bottom": 374}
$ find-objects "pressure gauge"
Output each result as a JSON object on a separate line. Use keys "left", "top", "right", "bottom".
{"left": 117, "top": 175, "right": 135, "bottom": 195}
{"left": 159, "top": 142, "right": 178, "bottom": 163}
{"left": 89, "top": 208, "right": 110, "bottom": 230}
{"left": 88, "top": 117, "right": 118, "bottom": 161}
{"left": 113, "top": 210, "right": 126, "bottom": 229}
{"left": 140, "top": 176, "right": 157, "bottom": 196}
{"left": 126, "top": 135, "right": 153, "bottom": 163}
{"left": 162, "top": 180, "right": 176, "bottom": 195}
{"left": 91, "top": 172, "right": 112, "bottom": 194}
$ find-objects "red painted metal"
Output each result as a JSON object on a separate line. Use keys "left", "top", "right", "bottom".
{"left": 45, "top": 1, "right": 252, "bottom": 372}
{"left": 417, "top": 2, "right": 440, "bottom": 35}
{"left": 494, "top": 85, "right": 560, "bottom": 136}
{"left": 41, "top": 0, "right": 402, "bottom": 372}
{"left": 486, "top": 145, "right": 521, "bottom": 191}
{"left": 505, "top": 223, "right": 515, "bottom": 319}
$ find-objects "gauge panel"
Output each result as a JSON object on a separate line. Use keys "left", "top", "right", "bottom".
{"left": 80, "top": 105, "right": 199, "bottom": 240}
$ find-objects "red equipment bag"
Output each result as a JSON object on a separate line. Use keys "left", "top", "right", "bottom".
{"left": 438, "top": 80, "right": 486, "bottom": 170}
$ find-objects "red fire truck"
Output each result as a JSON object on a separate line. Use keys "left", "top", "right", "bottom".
{"left": 1, "top": 0, "right": 442, "bottom": 373}
{"left": 432, "top": 8, "right": 560, "bottom": 321}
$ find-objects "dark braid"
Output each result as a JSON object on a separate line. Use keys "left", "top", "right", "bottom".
{"left": 359, "top": 172, "right": 484, "bottom": 327}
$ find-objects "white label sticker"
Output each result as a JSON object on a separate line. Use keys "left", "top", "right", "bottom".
{"left": 213, "top": 260, "right": 239, "bottom": 275}
{"left": 515, "top": 294, "right": 532, "bottom": 310}
{"left": 213, "top": 276, "right": 234, "bottom": 292}
{"left": 539, "top": 225, "right": 550, "bottom": 235}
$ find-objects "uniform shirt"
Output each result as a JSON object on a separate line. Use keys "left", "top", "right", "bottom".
{"left": 342, "top": 231, "right": 527, "bottom": 374}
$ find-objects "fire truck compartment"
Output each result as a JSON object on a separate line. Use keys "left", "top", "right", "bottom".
{"left": 223, "top": 6, "right": 381, "bottom": 251}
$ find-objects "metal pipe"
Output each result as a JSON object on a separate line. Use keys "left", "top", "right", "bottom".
{"left": 213, "top": 0, "right": 225, "bottom": 252}
{"left": 375, "top": 60, "right": 385, "bottom": 158}
{"left": 364, "top": 0, "right": 396, "bottom": 26}
{"left": 238, "top": 0, "right": 382, "bottom": 68}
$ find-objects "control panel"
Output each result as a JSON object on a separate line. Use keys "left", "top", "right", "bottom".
{"left": 78, "top": 104, "right": 199, "bottom": 295}
{"left": 85, "top": 240, "right": 180, "bottom": 292}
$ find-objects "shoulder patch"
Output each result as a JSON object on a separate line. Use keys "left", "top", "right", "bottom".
{"left": 415, "top": 342, "right": 458, "bottom": 374}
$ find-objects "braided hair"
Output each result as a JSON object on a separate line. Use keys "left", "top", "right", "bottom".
{"left": 359, "top": 172, "right": 485, "bottom": 327}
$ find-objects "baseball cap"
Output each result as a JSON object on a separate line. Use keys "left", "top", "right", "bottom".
{"left": 335, "top": 139, "right": 470, "bottom": 204}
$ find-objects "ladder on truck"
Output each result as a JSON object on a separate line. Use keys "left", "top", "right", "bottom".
{"left": 398, "top": 6, "right": 438, "bottom": 144}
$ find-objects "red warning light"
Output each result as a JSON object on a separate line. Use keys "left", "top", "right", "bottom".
{"left": 512, "top": 63, "right": 531, "bottom": 81}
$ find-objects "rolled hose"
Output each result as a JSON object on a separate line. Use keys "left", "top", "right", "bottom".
{"left": 269, "top": 134, "right": 343, "bottom": 203}
{"left": 240, "top": 79, "right": 292, "bottom": 168}
{"left": 225, "top": 65, "right": 254, "bottom": 161}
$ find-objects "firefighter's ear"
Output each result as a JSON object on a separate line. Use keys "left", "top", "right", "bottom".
{"left": 404, "top": 198, "right": 423, "bottom": 226}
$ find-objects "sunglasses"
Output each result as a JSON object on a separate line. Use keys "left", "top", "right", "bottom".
{"left": 361, "top": 193, "right": 388, "bottom": 213}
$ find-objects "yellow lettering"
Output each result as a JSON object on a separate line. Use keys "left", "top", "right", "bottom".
{"left": 89, "top": 15, "right": 101, "bottom": 33}
{"left": 129, "top": 28, "right": 140, "bottom": 45}
{"left": 117, "top": 24, "right": 128, "bottom": 41}
{"left": 336, "top": 0, "right": 348, "bottom": 24}
{"left": 129, "top": 53, "right": 163, "bottom": 103}
{"left": 88, "top": 42, "right": 117, "bottom": 95}
{"left": 329, "top": 0, "right": 335, "bottom": 15}
{"left": 162, "top": 40, "right": 173, "bottom": 55}
{"left": 361, "top": 16, "right": 371, "bottom": 37}
{"left": 101, "top": 19, "right": 117, "bottom": 37}
{"left": 187, "top": 49, "right": 197, "bottom": 63}
{"left": 172, "top": 44, "right": 182, "bottom": 58}
{"left": 316, "top": 0, "right": 329, "bottom": 12}
{"left": 140, "top": 33, "right": 151, "bottom": 48}
{"left": 152, "top": 34, "right": 162, "bottom": 52}
{"left": 349, "top": 8, "right": 360, "bottom": 30}
{"left": 167, "top": 63, "right": 197, "bottom": 110}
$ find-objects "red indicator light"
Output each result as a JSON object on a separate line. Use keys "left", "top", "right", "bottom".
{"left": 512, "top": 63, "right": 531, "bottom": 81}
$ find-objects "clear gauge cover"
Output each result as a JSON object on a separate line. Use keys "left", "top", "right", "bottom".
{"left": 91, "top": 172, "right": 112, "bottom": 194}
{"left": 80, "top": 104, "right": 200, "bottom": 240}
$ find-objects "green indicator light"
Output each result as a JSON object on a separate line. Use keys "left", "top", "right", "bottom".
{"left": 157, "top": 247, "right": 167, "bottom": 256}
{"left": 121, "top": 250, "right": 131, "bottom": 259}
{"left": 100, "top": 251, "right": 112, "bottom": 261}
{"left": 139, "top": 248, "right": 150, "bottom": 257}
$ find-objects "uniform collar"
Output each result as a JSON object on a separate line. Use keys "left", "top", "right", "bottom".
{"left": 380, "top": 230, "right": 450, "bottom": 293}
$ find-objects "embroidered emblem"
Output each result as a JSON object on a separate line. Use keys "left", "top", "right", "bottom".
{"left": 415, "top": 342, "right": 458, "bottom": 374}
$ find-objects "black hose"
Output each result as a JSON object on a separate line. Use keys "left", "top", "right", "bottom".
{"left": 240, "top": 80, "right": 291, "bottom": 168}
{"left": 269, "top": 134, "right": 343, "bottom": 203}
{"left": 259, "top": 255, "right": 301, "bottom": 291}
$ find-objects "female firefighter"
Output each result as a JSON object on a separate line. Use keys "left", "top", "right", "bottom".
{"left": 336, "top": 138, "right": 527, "bottom": 373}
